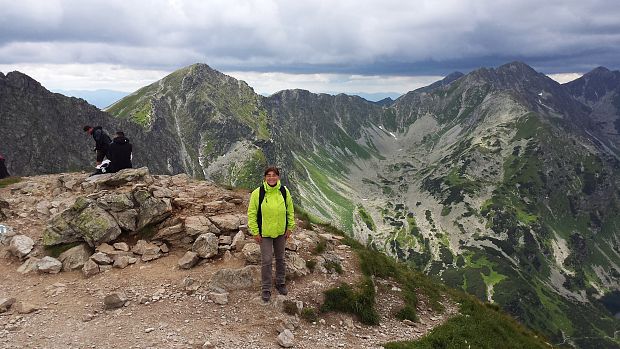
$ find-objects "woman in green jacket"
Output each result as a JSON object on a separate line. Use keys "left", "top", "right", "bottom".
{"left": 247, "top": 167, "right": 295, "bottom": 302}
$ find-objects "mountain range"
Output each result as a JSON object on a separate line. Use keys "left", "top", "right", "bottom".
{"left": 1, "top": 62, "right": 620, "bottom": 348}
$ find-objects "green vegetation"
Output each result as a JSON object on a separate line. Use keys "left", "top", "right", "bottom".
{"left": 357, "top": 205, "right": 376, "bottom": 231}
{"left": 313, "top": 237, "right": 327, "bottom": 255}
{"left": 301, "top": 307, "right": 319, "bottom": 323}
{"left": 282, "top": 300, "right": 299, "bottom": 316}
{"left": 384, "top": 298, "right": 551, "bottom": 349}
{"left": 0, "top": 176, "right": 21, "bottom": 188}
{"left": 321, "top": 277, "right": 380, "bottom": 325}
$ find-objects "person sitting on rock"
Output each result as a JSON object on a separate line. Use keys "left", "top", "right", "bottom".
{"left": 83, "top": 125, "right": 112, "bottom": 166}
{"left": 0, "top": 153, "right": 9, "bottom": 179}
{"left": 106, "top": 131, "right": 133, "bottom": 173}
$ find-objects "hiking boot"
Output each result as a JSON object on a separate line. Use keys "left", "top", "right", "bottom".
{"left": 261, "top": 290, "right": 271, "bottom": 303}
{"left": 276, "top": 284, "right": 288, "bottom": 296}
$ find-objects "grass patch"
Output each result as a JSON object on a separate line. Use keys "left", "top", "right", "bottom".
{"left": 301, "top": 307, "right": 318, "bottom": 323}
{"left": 306, "top": 259, "right": 317, "bottom": 272}
{"left": 313, "top": 237, "right": 327, "bottom": 255}
{"left": 324, "top": 260, "right": 343, "bottom": 274}
{"left": 282, "top": 300, "right": 299, "bottom": 315}
{"left": 321, "top": 277, "right": 380, "bottom": 325}
{"left": 384, "top": 297, "right": 552, "bottom": 349}
{"left": 0, "top": 176, "right": 21, "bottom": 188}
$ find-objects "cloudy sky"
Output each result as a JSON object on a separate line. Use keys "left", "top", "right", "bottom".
{"left": 0, "top": 0, "right": 618, "bottom": 100}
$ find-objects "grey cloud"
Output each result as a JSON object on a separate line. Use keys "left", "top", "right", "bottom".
{"left": 0, "top": 0, "right": 618, "bottom": 75}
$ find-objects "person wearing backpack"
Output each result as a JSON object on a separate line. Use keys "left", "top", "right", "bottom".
{"left": 83, "top": 125, "right": 112, "bottom": 166}
{"left": 247, "top": 167, "right": 295, "bottom": 303}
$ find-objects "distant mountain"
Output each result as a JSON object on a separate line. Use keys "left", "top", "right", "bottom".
{"left": 2, "top": 62, "right": 620, "bottom": 348}
{"left": 53, "top": 89, "right": 129, "bottom": 109}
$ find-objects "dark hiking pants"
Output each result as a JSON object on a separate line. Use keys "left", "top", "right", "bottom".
{"left": 260, "top": 234, "right": 286, "bottom": 293}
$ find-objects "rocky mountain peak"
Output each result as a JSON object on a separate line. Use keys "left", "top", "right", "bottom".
{"left": 565, "top": 65, "right": 620, "bottom": 105}
{"left": 0, "top": 70, "right": 48, "bottom": 95}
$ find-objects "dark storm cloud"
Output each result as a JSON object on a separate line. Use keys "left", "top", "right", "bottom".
{"left": 1, "top": 0, "right": 619, "bottom": 75}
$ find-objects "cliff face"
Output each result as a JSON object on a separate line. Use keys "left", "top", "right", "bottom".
{"left": 2, "top": 62, "right": 620, "bottom": 347}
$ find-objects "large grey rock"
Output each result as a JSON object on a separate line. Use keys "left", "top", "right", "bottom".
{"left": 208, "top": 266, "right": 260, "bottom": 291}
{"left": 104, "top": 292, "right": 127, "bottom": 309}
{"left": 36, "top": 256, "right": 63, "bottom": 274}
{"left": 96, "top": 193, "right": 134, "bottom": 212}
{"left": 285, "top": 252, "right": 310, "bottom": 279}
{"left": 9, "top": 235, "right": 34, "bottom": 258}
{"left": 208, "top": 214, "right": 241, "bottom": 232}
{"left": 192, "top": 233, "right": 219, "bottom": 259}
{"left": 58, "top": 243, "right": 92, "bottom": 271}
{"left": 277, "top": 329, "right": 294, "bottom": 348}
{"left": 242, "top": 242, "right": 261, "bottom": 264}
{"left": 178, "top": 251, "right": 200, "bottom": 269}
{"left": 109, "top": 209, "right": 138, "bottom": 232}
{"left": 112, "top": 255, "right": 132, "bottom": 269}
{"left": 88, "top": 167, "right": 149, "bottom": 188}
{"left": 42, "top": 197, "right": 121, "bottom": 247}
{"left": 185, "top": 216, "right": 220, "bottom": 236}
{"left": 153, "top": 223, "right": 184, "bottom": 241}
{"left": 134, "top": 189, "right": 172, "bottom": 230}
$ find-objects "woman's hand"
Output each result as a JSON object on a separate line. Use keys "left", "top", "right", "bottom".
{"left": 254, "top": 235, "right": 262, "bottom": 243}
{"left": 285, "top": 229, "right": 292, "bottom": 240}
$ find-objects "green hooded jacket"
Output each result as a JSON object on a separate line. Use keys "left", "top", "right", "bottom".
{"left": 247, "top": 180, "right": 295, "bottom": 238}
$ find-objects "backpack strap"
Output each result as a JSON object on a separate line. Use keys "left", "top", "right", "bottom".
{"left": 256, "top": 185, "right": 288, "bottom": 236}
{"left": 257, "top": 186, "right": 266, "bottom": 236}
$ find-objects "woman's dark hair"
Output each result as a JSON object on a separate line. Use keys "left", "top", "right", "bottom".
{"left": 264, "top": 166, "right": 280, "bottom": 176}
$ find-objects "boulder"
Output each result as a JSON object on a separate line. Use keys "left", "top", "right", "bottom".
{"left": 9, "top": 235, "right": 34, "bottom": 258}
{"left": 88, "top": 167, "right": 149, "bottom": 188}
{"left": 42, "top": 197, "right": 122, "bottom": 247}
{"left": 96, "top": 242, "right": 116, "bottom": 254}
{"left": 208, "top": 266, "right": 260, "bottom": 291}
{"left": 285, "top": 252, "right": 310, "bottom": 279}
{"left": 209, "top": 291, "right": 229, "bottom": 305}
{"left": 208, "top": 214, "right": 241, "bottom": 232}
{"left": 152, "top": 223, "right": 184, "bottom": 241}
{"left": 242, "top": 243, "right": 261, "bottom": 264}
{"left": 185, "top": 216, "right": 220, "bottom": 236}
{"left": 109, "top": 209, "right": 138, "bottom": 232}
{"left": 192, "top": 233, "right": 219, "bottom": 259}
{"left": 36, "top": 256, "right": 63, "bottom": 274}
{"left": 96, "top": 193, "right": 134, "bottom": 212}
{"left": 178, "top": 251, "right": 200, "bottom": 269}
{"left": 58, "top": 243, "right": 92, "bottom": 271}
{"left": 134, "top": 189, "right": 172, "bottom": 230}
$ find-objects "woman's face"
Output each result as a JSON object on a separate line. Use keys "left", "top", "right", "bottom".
{"left": 265, "top": 171, "right": 279, "bottom": 186}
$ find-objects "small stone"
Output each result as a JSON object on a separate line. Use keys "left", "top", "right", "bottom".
{"left": 82, "top": 313, "right": 95, "bottom": 322}
{"left": 402, "top": 319, "right": 416, "bottom": 326}
{"left": 113, "top": 255, "right": 131, "bottom": 269}
{"left": 104, "top": 292, "right": 127, "bottom": 310}
{"left": 36, "top": 256, "right": 62, "bottom": 274}
{"left": 96, "top": 242, "right": 116, "bottom": 254}
{"left": 159, "top": 243, "right": 169, "bottom": 253}
{"left": 208, "top": 292, "right": 229, "bottom": 305}
{"left": 113, "top": 242, "right": 130, "bottom": 252}
{"left": 145, "top": 327, "right": 155, "bottom": 333}
{"left": 9, "top": 235, "right": 34, "bottom": 258}
{"left": 0, "top": 298, "right": 16, "bottom": 313}
{"left": 90, "top": 252, "right": 113, "bottom": 265}
{"left": 178, "top": 251, "right": 200, "bottom": 269}
{"left": 202, "top": 341, "right": 215, "bottom": 349}
{"left": 15, "top": 301, "right": 38, "bottom": 314}
{"left": 83, "top": 259, "right": 102, "bottom": 278}
{"left": 277, "top": 329, "right": 294, "bottom": 348}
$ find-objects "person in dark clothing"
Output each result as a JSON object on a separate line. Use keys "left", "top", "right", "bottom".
{"left": 107, "top": 131, "right": 132, "bottom": 173}
{"left": 0, "top": 153, "right": 9, "bottom": 179}
{"left": 83, "top": 125, "right": 111, "bottom": 165}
